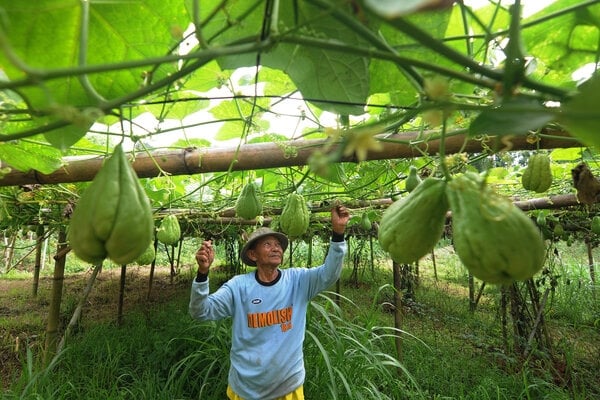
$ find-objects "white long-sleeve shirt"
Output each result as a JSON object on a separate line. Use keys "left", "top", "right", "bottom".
{"left": 189, "top": 240, "right": 347, "bottom": 400}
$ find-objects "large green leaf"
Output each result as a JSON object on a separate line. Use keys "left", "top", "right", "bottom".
{"left": 369, "top": 9, "right": 453, "bottom": 106}
{"left": 522, "top": 0, "right": 600, "bottom": 88}
{"left": 0, "top": 0, "right": 190, "bottom": 107}
{"left": 469, "top": 97, "right": 556, "bottom": 137}
{"left": 44, "top": 121, "right": 94, "bottom": 151}
{"left": 264, "top": 2, "right": 370, "bottom": 115}
{"left": 559, "top": 73, "right": 600, "bottom": 149}
{"left": 263, "top": 43, "right": 369, "bottom": 116}
{"left": 191, "top": 0, "right": 370, "bottom": 115}
{"left": 0, "top": 140, "right": 63, "bottom": 174}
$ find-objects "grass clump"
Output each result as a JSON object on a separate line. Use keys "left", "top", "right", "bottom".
{"left": 2, "top": 241, "right": 599, "bottom": 399}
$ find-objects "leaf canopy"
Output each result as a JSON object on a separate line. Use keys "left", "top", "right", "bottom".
{"left": 0, "top": 0, "right": 598, "bottom": 220}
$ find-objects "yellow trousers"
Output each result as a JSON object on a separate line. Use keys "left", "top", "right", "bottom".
{"left": 226, "top": 385, "right": 304, "bottom": 400}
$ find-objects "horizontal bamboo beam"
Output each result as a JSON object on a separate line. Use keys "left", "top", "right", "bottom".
{"left": 0, "top": 128, "right": 580, "bottom": 187}
{"left": 168, "top": 192, "right": 585, "bottom": 222}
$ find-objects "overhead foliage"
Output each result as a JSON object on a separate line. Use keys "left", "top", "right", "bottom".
{"left": 0, "top": 0, "right": 599, "bottom": 218}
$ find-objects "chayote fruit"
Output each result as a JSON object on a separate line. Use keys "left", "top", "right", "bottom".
{"left": 522, "top": 153, "right": 552, "bottom": 193}
{"left": 447, "top": 172, "right": 545, "bottom": 285}
{"left": 378, "top": 177, "right": 449, "bottom": 264}
{"left": 135, "top": 244, "right": 156, "bottom": 265}
{"left": 360, "top": 212, "right": 372, "bottom": 231}
{"left": 67, "top": 144, "right": 154, "bottom": 265}
{"left": 279, "top": 193, "right": 310, "bottom": 238}
{"left": 592, "top": 216, "right": 600, "bottom": 235}
{"left": 235, "top": 182, "right": 263, "bottom": 220}
{"left": 405, "top": 165, "right": 422, "bottom": 193}
{"left": 156, "top": 214, "right": 181, "bottom": 245}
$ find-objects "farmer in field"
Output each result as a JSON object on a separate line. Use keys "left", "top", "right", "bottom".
{"left": 189, "top": 205, "right": 350, "bottom": 400}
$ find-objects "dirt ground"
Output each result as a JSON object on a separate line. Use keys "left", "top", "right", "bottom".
{"left": 0, "top": 264, "right": 193, "bottom": 391}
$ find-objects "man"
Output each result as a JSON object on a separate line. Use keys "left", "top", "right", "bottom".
{"left": 189, "top": 205, "right": 350, "bottom": 400}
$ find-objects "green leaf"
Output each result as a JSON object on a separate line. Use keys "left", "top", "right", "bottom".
{"left": 262, "top": 2, "right": 370, "bottom": 115}
{"left": 180, "top": 60, "right": 230, "bottom": 93}
{"left": 559, "top": 73, "right": 600, "bottom": 149}
{"left": 0, "top": 0, "right": 190, "bottom": 108}
{"left": 549, "top": 147, "right": 582, "bottom": 162}
{"left": 469, "top": 97, "right": 556, "bottom": 137}
{"left": 265, "top": 43, "right": 369, "bottom": 115}
{"left": 44, "top": 122, "right": 92, "bottom": 152}
{"left": 171, "top": 137, "right": 212, "bottom": 149}
{"left": 522, "top": 0, "right": 600, "bottom": 87}
{"left": 485, "top": 167, "right": 510, "bottom": 185}
{"left": 260, "top": 67, "right": 298, "bottom": 97}
{"left": 203, "top": 1, "right": 370, "bottom": 115}
{"left": 314, "top": 162, "right": 347, "bottom": 185}
{"left": 369, "top": 59, "right": 417, "bottom": 106}
{"left": 143, "top": 90, "right": 210, "bottom": 121}
{"left": 215, "top": 120, "right": 246, "bottom": 142}
{"left": 0, "top": 141, "right": 63, "bottom": 174}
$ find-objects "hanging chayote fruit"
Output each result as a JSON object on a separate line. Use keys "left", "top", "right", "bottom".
{"left": 135, "top": 244, "right": 156, "bottom": 266}
{"left": 67, "top": 144, "right": 154, "bottom": 265}
{"left": 447, "top": 172, "right": 545, "bottom": 285}
{"left": 235, "top": 182, "right": 263, "bottom": 220}
{"left": 379, "top": 177, "right": 449, "bottom": 265}
{"left": 279, "top": 193, "right": 310, "bottom": 238}
{"left": 521, "top": 153, "right": 552, "bottom": 193}
{"left": 156, "top": 214, "right": 181, "bottom": 245}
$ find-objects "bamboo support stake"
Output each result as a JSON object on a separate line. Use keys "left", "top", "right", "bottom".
{"left": 32, "top": 225, "right": 44, "bottom": 297}
{"left": 392, "top": 261, "right": 404, "bottom": 366}
{"left": 56, "top": 262, "right": 102, "bottom": 354}
{"left": 147, "top": 238, "right": 159, "bottom": 300}
{"left": 117, "top": 264, "right": 127, "bottom": 326}
{"left": 43, "top": 227, "right": 67, "bottom": 366}
{"left": 524, "top": 287, "right": 551, "bottom": 358}
{"left": 586, "top": 240, "right": 597, "bottom": 301}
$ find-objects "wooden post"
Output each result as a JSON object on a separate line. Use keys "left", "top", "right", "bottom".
{"left": 43, "top": 227, "right": 67, "bottom": 366}
{"left": 369, "top": 234, "right": 374, "bottom": 278}
{"left": 32, "top": 224, "right": 45, "bottom": 297}
{"left": 431, "top": 250, "right": 438, "bottom": 281}
{"left": 468, "top": 273, "right": 475, "bottom": 312}
{"left": 392, "top": 261, "right": 403, "bottom": 366}
{"left": 56, "top": 262, "right": 102, "bottom": 354}
{"left": 586, "top": 240, "right": 597, "bottom": 300}
{"left": 118, "top": 264, "right": 127, "bottom": 326}
{"left": 147, "top": 237, "right": 158, "bottom": 300}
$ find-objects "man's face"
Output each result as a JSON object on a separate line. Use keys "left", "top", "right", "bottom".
{"left": 248, "top": 235, "right": 283, "bottom": 268}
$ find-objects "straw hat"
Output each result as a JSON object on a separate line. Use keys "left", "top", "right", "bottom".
{"left": 240, "top": 227, "right": 288, "bottom": 266}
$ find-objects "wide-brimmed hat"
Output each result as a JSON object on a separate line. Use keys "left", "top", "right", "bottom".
{"left": 240, "top": 227, "right": 288, "bottom": 266}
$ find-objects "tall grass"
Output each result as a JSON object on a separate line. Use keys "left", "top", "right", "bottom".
{"left": 3, "top": 245, "right": 599, "bottom": 399}
{"left": 304, "top": 291, "right": 424, "bottom": 399}
{"left": 3, "top": 290, "right": 422, "bottom": 399}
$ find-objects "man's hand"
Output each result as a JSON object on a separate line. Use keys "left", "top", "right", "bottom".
{"left": 332, "top": 205, "right": 350, "bottom": 235}
{"left": 195, "top": 240, "right": 215, "bottom": 275}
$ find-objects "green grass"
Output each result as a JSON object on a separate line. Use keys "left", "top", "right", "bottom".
{"left": 2, "top": 239, "right": 599, "bottom": 399}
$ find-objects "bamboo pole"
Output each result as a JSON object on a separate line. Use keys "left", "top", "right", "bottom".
{"left": 117, "top": 264, "right": 127, "bottom": 326}
{"left": 0, "top": 129, "right": 578, "bottom": 187}
{"left": 169, "top": 192, "right": 587, "bottom": 228}
{"left": 586, "top": 240, "right": 597, "bottom": 301}
{"left": 147, "top": 237, "right": 159, "bottom": 300}
{"left": 56, "top": 262, "right": 102, "bottom": 354}
{"left": 392, "top": 260, "right": 403, "bottom": 365}
{"left": 32, "top": 225, "right": 44, "bottom": 297}
{"left": 43, "top": 227, "right": 67, "bottom": 366}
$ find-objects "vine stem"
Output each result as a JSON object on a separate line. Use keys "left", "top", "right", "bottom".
{"left": 439, "top": 118, "right": 452, "bottom": 182}
{"left": 78, "top": 0, "right": 106, "bottom": 103}
{"left": 0, "top": 39, "right": 274, "bottom": 142}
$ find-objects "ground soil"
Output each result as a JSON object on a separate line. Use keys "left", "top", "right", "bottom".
{"left": 0, "top": 265, "right": 191, "bottom": 391}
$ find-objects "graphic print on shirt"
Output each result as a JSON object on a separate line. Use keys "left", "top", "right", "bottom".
{"left": 247, "top": 305, "right": 293, "bottom": 332}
